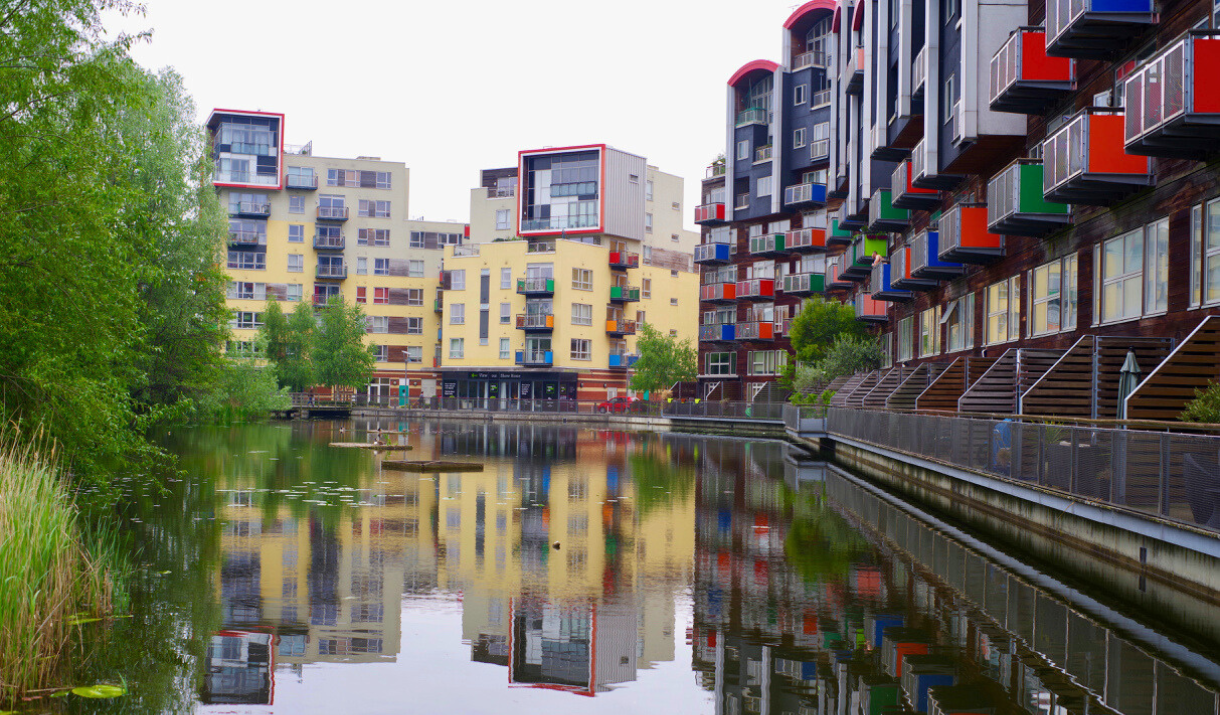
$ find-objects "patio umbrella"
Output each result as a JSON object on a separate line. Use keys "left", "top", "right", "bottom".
{"left": 1117, "top": 350, "right": 1142, "bottom": 420}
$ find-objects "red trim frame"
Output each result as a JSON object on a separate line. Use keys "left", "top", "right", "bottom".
{"left": 207, "top": 108, "right": 285, "bottom": 191}
{"left": 783, "top": 0, "right": 837, "bottom": 29}
{"left": 516, "top": 144, "right": 609, "bottom": 238}
{"left": 852, "top": 2, "right": 865, "bottom": 31}
{"left": 728, "top": 60, "right": 780, "bottom": 87}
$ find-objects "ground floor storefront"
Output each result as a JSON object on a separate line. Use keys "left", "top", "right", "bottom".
{"left": 437, "top": 368, "right": 632, "bottom": 409}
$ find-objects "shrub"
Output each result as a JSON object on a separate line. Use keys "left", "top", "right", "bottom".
{"left": 1181, "top": 382, "right": 1220, "bottom": 423}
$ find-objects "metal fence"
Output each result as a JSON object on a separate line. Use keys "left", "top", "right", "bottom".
{"left": 827, "top": 408, "right": 1220, "bottom": 534}
{"left": 783, "top": 404, "right": 828, "bottom": 434}
{"left": 290, "top": 394, "right": 787, "bottom": 421}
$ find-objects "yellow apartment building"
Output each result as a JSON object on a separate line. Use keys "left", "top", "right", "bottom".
{"left": 208, "top": 109, "right": 466, "bottom": 402}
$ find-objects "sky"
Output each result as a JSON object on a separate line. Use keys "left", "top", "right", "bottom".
{"left": 110, "top": 0, "right": 802, "bottom": 227}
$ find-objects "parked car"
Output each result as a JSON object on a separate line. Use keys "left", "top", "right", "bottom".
{"left": 596, "top": 396, "right": 640, "bottom": 413}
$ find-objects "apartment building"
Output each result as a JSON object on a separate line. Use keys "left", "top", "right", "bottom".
{"left": 441, "top": 145, "right": 699, "bottom": 403}
{"left": 699, "top": 0, "right": 1220, "bottom": 418}
{"left": 208, "top": 109, "right": 467, "bottom": 401}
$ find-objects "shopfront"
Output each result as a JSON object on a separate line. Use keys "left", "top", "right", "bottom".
{"left": 439, "top": 370, "right": 579, "bottom": 409}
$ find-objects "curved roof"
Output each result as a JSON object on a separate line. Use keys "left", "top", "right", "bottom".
{"left": 728, "top": 59, "right": 780, "bottom": 86}
{"left": 783, "top": 0, "right": 838, "bottom": 30}
{"left": 852, "top": 1, "right": 865, "bottom": 31}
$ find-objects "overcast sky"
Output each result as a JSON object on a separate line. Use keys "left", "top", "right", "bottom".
{"left": 112, "top": 0, "right": 799, "bottom": 227}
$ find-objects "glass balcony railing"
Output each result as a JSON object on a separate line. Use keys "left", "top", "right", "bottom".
{"left": 705, "top": 163, "right": 727, "bottom": 179}
{"left": 317, "top": 206, "right": 349, "bottom": 221}
{"left": 313, "top": 233, "right": 345, "bottom": 250}
{"left": 286, "top": 174, "right": 318, "bottom": 189}
{"left": 228, "top": 230, "right": 264, "bottom": 246}
{"left": 734, "top": 193, "right": 751, "bottom": 210}
{"left": 735, "top": 107, "right": 769, "bottom": 127}
{"left": 520, "top": 215, "right": 598, "bottom": 232}
{"left": 793, "top": 50, "right": 830, "bottom": 70}
{"left": 316, "top": 263, "right": 347, "bottom": 279}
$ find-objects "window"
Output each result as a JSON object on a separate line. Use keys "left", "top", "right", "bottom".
{"left": 500, "top": 267, "right": 512, "bottom": 289}
{"left": 373, "top": 287, "right": 389, "bottom": 305}
{"left": 356, "top": 286, "right": 367, "bottom": 304}
{"left": 500, "top": 302, "right": 511, "bottom": 324}
{"left": 499, "top": 338, "right": 510, "bottom": 359}
{"left": 705, "top": 352, "right": 736, "bottom": 375}
{"left": 227, "top": 281, "right": 266, "bottom": 300}
{"left": 918, "top": 307, "right": 941, "bottom": 357}
{"left": 572, "top": 303, "right": 592, "bottom": 325}
{"left": 495, "top": 209, "right": 510, "bottom": 230}
{"left": 1098, "top": 229, "right": 1144, "bottom": 323}
{"left": 645, "top": 213, "right": 653, "bottom": 233}
{"left": 945, "top": 0, "right": 959, "bottom": 21}
{"left": 227, "top": 251, "right": 266, "bottom": 271}
{"left": 642, "top": 278, "right": 652, "bottom": 299}
{"left": 374, "top": 258, "right": 389, "bottom": 275}
{"left": 450, "top": 270, "right": 466, "bottom": 290}
{"left": 669, "top": 329, "right": 678, "bottom": 337}
{"left": 358, "top": 228, "right": 391, "bottom": 246}
{"left": 737, "top": 140, "right": 750, "bottom": 161}
{"left": 286, "top": 284, "right": 302, "bottom": 302}
{"left": 406, "top": 317, "right": 422, "bottom": 334}
{"left": 229, "top": 311, "right": 263, "bottom": 330}
{"left": 748, "top": 350, "right": 788, "bottom": 375}
{"left": 629, "top": 173, "right": 640, "bottom": 183}
{"left": 289, "top": 196, "right": 304, "bottom": 214}
{"left": 449, "top": 338, "right": 464, "bottom": 359}
{"left": 408, "top": 260, "right": 425, "bottom": 278}
{"left": 985, "top": 277, "right": 1021, "bottom": 345}
{"left": 1144, "top": 218, "right": 1169, "bottom": 315}
{"left": 1030, "top": 256, "right": 1078, "bottom": 335}
{"left": 287, "top": 254, "right": 302, "bottom": 273}
{"left": 373, "top": 345, "right": 389, "bottom": 362}
{"left": 880, "top": 333, "right": 893, "bottom": 369}
{"left": 672, "top": 233, "right": 680, "bottom": 243}
{"left": 944, "top": 74, "right": 957, "bottom": 124}
{"left": 812, "top": 122, "right": 830, "bottom": 157}
{"left": 645, "top": 180, "right": 654, "bottom": 201}
{"left": 288, "top": 224, "right": 304, "bottom": 243}
{"left": 795, "top": 84, "right": 808, "bottom": 105}
{"left": 406, "top": 346, "right": 422, "bottom": 363}
{"left": 671, "top": 269, "right": 679, "bottom": 277}
{"left": 357, "top": 257, "right": 368, "bottom": 275}
{"left": 570, "top": 339, "right": 591, "bottom": 360}
{"left": 897, "top": 316, "right": 914, "bottom": 362}
{"left": 793, "top": 127, "right": 807, "bottom": 148}
{"left": 945, "top": 293, "right": 975, "bottom": 352}
{"left": 358, "top": 200, "right": 391, "bottom": 218}
{"left": 636, "top": 310, "right": 646, "bottom": 325}
{"left": 368, "top": 316, "right": 389, "bottom": 333}
{"left": 758, "top": 176, "right": 773, "bottom": 197}
{"left": 670, "top": 297, "right": 678, "bottom": 306}
{"left": 572, "top": 268, "right": 593, "bottom": 291}
{"left": 451, "top": 304, "right": 465, "bottom": 324}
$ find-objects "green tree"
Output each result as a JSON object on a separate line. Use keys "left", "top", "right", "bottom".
{"left": 259, "top": 300, "right": 315, "bottom": 391}
{"left": 312, "top": 296, "right": 375, "bottom": 393}
{"left": 787, "top": 297, "right": 871, "bottom": 365}
{"left": 195, "top": 349, "right": 292, "bottom": 423}
{"left": 629, "top": 323, "right": 697, "bottom": 395}
{"left": 815, "top": 336, "right": 884, "bottom": 380}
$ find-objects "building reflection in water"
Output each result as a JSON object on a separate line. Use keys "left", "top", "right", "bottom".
{"left": 202, "top": 421, "right": 697, "bottom": 703}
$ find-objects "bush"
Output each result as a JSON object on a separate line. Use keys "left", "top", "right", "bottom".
{"left": 813, "top": 336, "right": 884, "bottom": 381}
{"left": 1181, "top": 382, "right": 1220, "bottom": 423}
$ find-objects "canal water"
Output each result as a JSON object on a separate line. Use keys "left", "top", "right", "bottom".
{"left": 52, "top": 420, "right": 1220, "bottom": 714}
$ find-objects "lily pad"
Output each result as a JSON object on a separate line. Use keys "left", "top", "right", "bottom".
{"left": 71, "top": 684, "right": 126, "bottom": 699}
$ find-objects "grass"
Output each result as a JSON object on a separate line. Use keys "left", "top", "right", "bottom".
{"left": 0, "top": 428, "right": 127, "bottom": 705}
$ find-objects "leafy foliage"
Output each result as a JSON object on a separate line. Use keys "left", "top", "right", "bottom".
{"left": 312, "top": 296, "right": 377, "bottom": 392}
{"left": 787, "top": 297, "right": 871, "bottom": 365}
{"left": 814, "top": 336, "right": 884, "bottom": 381}
{"left": 195, "top": 349, "right": 292, "bottom": 423}
{"left": 629, "top": 323, "right": 697, "bottom": 394}
{"left": 260, "top": 301, "right": 315, "bottom": 391}
{"left": 1181, "top": 382, "right": 1220, "bottom": 423}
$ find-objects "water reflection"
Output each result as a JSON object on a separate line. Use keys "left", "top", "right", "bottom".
{"left": 77, "top": 421, "right": 1220, "bottom": 714}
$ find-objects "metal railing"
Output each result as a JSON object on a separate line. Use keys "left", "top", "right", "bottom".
{"left": 236, "top": 201, "right": 270, "bottom": 216}
{"left": 754, "top": 145, "right": 774, "bottom": 163}
{"left": 793, "top": 50, "right": 830, "bottom": 70}
{"left": 734, "top": 193, "right": 751, "bottom": 210}
{"left": 229, "top": 230, "right": 264, "bottom": 245}
{"left": 736, "top": 107, "right": 769, "bottom": 127}
{"left": 286, "top": 174, "right": 318, "bottom": 189}
{"left": 313, "top": 232, "right": 344, "bottom": 249}
{"left": 317, "top": 206, "right": 349, "bottom": 220}
{"left": 812, "top": 89, "right": 832, "bottom": 107}
{"left": 827, "top": 408, "right": 1220, "bottom": 534}
{"left": 783, "top": 404, "right": 828, "bottom": 434}
{"left": 705, "top": 163, "right": 727, "bottom": 179}
{"left": 312, "top": 396, "right": 785, "bottom": 421}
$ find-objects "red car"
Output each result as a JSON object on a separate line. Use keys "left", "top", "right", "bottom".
{"left": 596, "top": 396, "right": 640, "bottom": 413}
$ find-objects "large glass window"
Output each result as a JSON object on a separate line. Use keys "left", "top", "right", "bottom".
{"left": 1030, "top": 255, "right": 1078, "bottom": 336}
{"left": 985, "top": 277, "right": 1020, "bottom": 345}
{"left": 705, "top": 352, "right": 736, "bottom": 375}
{"left": 570, "top": 339, "right": 591, "bottom": 360}
{"left": 1099, "top": 229, "right": 1144, "bottom": 323}
{"left": 571, "top": 303, "right": 592, "bottom": 326}
{"left": 897, "top": 316, "right": 914, "bottom": 362}
{"left": 945, "top": 293, "right": 975, "bottom": 353}
{"left": 918, "top": 307, "right": 941, "bottom": 357}
{"left": 449, "top": 338, "right": 464, "bottom": 359}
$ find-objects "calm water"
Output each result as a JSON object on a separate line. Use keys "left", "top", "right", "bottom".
{"left": 49, "top": 420, "right": 1220, "bottom": 714}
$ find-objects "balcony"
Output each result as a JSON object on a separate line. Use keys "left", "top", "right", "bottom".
{"left": 609, "top": 251, "right": 640, "bottom": 270}
{"left": 854, "top": 293, "right": 887, "bottom": 322}
{"left": 695, "top": 243, "right": 733, "bottom": 264}
{"left": 433, "top": 298, "right": 443, "bottom": 313}
{"left": 606, "top": 319, "right": 637, "bottom": 336}
{"left": 827, "top": 217, "right": 853, "bottom": 246}
{"left": 754, "top": 145, "right": 774, "bottom": 163}
{"left": 316, "top": 263, "right": 347, "bottom": 280}
{"left": 911, "top": 138, "right": 962, "bottom": 190}
{"left": 784, "top": 181, "right": 828, "bottom": 208}
{"left": 990, "top": 28, "right": 1075, "bottom": 115}
{"left": 735, "top": 321, "right": 775, "bottom": 341}
{"left": 844, "top": 234, "right": 888, "bottom": 279}
{"left": 312, "top": 292, "right": 339, "bottom": 307}
{"left": 890, "top": 244, "right": 941, "bottom": 290}
{"left": 987, "top": 159, "right": 1070, "bottom": 236}
{"left": 867, "top": 189, "right": 910, "bottom": 232}
{"left": 845, "top": 46, "right": 865, "bottom": 95}
{"left": 872, "top": 121, "right": 911, "bottom": 162}
{"left": 705, "top": 162, "right": 727, "bottom": 180}
{"left": 782, "top": 271, "right": 826, "bottom": 296}
{"left": 516, "top": 313, "right": 554, "bottom": 332}
{"left": 700, "top": 282, "right": 737, "bottom": 303}
{"left": 233, "top": 201, "right": 270, "bottom": 218}
{"left": 608, "top": 353, "right": 640, "bottom": 368}
{"left": 1124, "top": 31, "right": 1220, "bottom": 158}
{"left": 939, "top": 204, "right": 1004, "bottom": 264}
{"left": 793, "top": 49, "right": 830, "bottom": 70}
{"left": 610, "top": 285, "right": 640, "bottom": 303}
{"left": 1045, "top": 0, "right": 1156, "bottom": 59}
{"left": 749, "top": 233, "right": 788, "bottom": 257}
{"left": 515, "top": 350, "right": 553, "bottom": 367}
{"left": 1043, "top": 108, "right": 1153, "bottom": 205}
{"left": 699, "top": 323, "right": 735, "bottom": 342}
{"left": 734, "top": 193, "right": 751, "bottom": 210}
{"left": 891, "top": 160, "right": 939, "bottom": 210}
{"left": 786, "top": 226, "right": 828, "bottom": 253}
{"left": 909, "top": 230, "right": 965, "bottom": 280}
{"left": 870, "top": 262, "right": 913, "bottom": 301}
{"left": 735, "top": 278, "right": 775, "bottom": 300}
{"left": 695, "top": 202, "right": 727, "bottom": 225}
{"left": 228, "top": 229, "right": 264, "bottom": 247}
{"left": 736, "top": 107, "right": 769, "bottom": 127}
{"left": 827, "top": 257, "right": 855, "bottom": 291}
{"left": 912, "top": 46, "right": 927, "bottom": 100}
{"left": 317, "top": 206, "right": 349, "bottom": 222}
{"left": 286, "top": 174, "right": 318, "bottom": 190}
{"left": 517, "top": 277, "right": 555, "bottom": 295}
{"left": 313, "top": 232, "right": 344, "bottom": 250}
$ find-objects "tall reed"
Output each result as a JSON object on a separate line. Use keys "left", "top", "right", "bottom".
{"left": 0, "top": 431, "right": 125, "bottom": 703}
